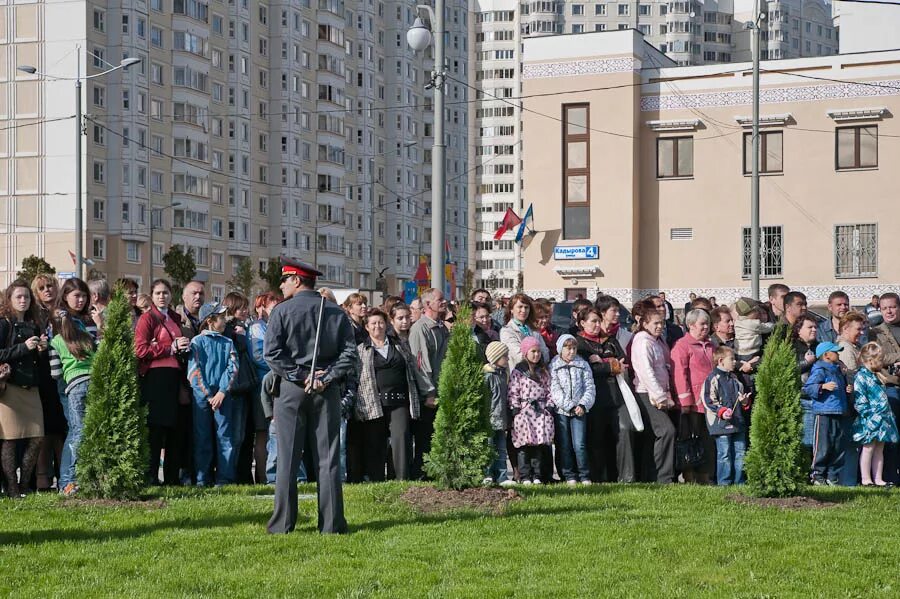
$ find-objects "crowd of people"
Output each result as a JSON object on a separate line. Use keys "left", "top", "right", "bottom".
{"left": 1, "top": 272, "right": 899, "bottom": 500}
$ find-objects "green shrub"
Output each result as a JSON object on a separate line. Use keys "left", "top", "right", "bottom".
{"left": 424, "top": 305, "right": 494, "bottom": 489}
{"left": 745, "top": 325, "right": 806, "bottom": 497}
{"left": 78, "top": 288, "right": 148, "bottom": 499}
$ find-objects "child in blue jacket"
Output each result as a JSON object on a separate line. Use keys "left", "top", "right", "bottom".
{"left": 550, "top": 334, "right": 596, "bottom": 485}
{"left": 188, "top": 302, "right": 240, "bottom": 486}
{"left": 802, "top": 342, "right": 851, "bottom": 485}
{"left": 702, "top": 346, "right": 752, "bottom": 485}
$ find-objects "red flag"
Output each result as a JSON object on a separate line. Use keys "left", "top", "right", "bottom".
{"left": 493, "top": 208, "right": 522, "bottom": 241}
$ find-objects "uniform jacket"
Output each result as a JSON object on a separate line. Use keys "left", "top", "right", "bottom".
{"left": 264, "top": 290, "right": 358, "bottom": 385}
{"left": 671, "top": 333, "right": 714, "bottom": 414}
{"left": 134, "top": 307, "right": 185, "bottom": 374}
{"left": 630, "top": 331, "right": 674, "bottom": 408}
{"left": 508, "top": 365, "right": 555, "bottom": 448}
{"left": 702, "top": 368, "right": 750, "bottom": 436}
{"left": 500, "top": 320, "right": 549, "bottom": 369}
{"left": 408, "top": 314, "right": 449, "bottom": 390}
{"left": 483, "top": 363, "right": 510, "bottom": 431}
{"left": 549, "top": 355, "right": 596, "bottom": 415}
{"left": 355, "top": 337, "right": 432, "bottom": 421}
{"left": 576, "top": 334, "right": 625, "bottom": 409}
{"left": 188, "top": 330, "right": 239, "bottom": 397}
{"left": 803, "top": 360, "right": 849, "bottom": 415}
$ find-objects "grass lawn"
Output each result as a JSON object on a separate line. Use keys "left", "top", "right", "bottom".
{"left": 1, "top": 483, "right": 897, "bottom": 597}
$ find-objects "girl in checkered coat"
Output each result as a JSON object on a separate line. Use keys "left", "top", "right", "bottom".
{"left": 508, "top": 336, "right": 555, "bottom": 484}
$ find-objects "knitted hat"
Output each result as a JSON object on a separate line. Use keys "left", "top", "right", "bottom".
{"left": 520, "top": 335, "right": 540, "bottom": 357}
{"left": 556, "top": 334, "right": 576, "bottom": 355}
{"left": 485, "top": 341, "right": 508, "bottom": 365}
{"left": 734, "top": 297, "right": 758, "bottom": 317}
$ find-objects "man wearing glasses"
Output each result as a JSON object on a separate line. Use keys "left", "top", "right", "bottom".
{"left": 407, "top": 288, "right": 449, "bottom": 479}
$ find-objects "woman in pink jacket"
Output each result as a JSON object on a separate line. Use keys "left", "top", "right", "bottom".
{"left": 630, "top": 308, "right": 676, "bottom": 483}
{"left": 671, "top": 309, "right": 715, "bottom": 483}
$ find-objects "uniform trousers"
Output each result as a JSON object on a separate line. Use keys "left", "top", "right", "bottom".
{"left": 267, "top": 380, "right": 347, "bottom": 535}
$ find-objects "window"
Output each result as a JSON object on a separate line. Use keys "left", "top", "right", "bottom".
{"left": 639, "top": 4, "right": 651, "bottom": 15}
{"left": 93, "top": 85, "right": 105, "bottom": 107}
{"left": 835, "top": 224, "right": 877, "bottom": 278}
{"left": 562, "top": 104, "right": 590, "bottom": 240}
{"left": 657, "top": 137, "right": 693, "bottom": 178}
{"left": 595, "top": 4, "right": 606, "bottom": 14}
{"left": 618, "top": 4, "right": 629, "bottom": 15}
{"left": 92, "top": 161, "right": 105, "bottom": 183}
{"left": 92, "top": 236, "right": 106, "bottom": 260}
{"left": 743, "top": 131, "right": 783, "bottom": 174}
{"left": 93, "top": 9, "right": 105, "bottom": 31}
{"left": 93, "top": 199, "right": 105, "bottom": 221}
{"left": 742, "top": 226, "right": 783, "bottom": 278}
{"left": 836, "top": 126, "right": 877, "bottom": 170}
{"left": 126, "top": 241, "right": 140, "bottom": 263}
{"left": 571, "top": 4, "right": 584, "bottom": 15}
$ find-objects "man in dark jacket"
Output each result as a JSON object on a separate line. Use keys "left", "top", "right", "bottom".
{"left": 265, "top": 259, "right": 358, "bottom": 535}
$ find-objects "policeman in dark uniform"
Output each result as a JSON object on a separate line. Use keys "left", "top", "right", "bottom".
{"left": 264, "top": 258, "right": 358, "bottom": 534}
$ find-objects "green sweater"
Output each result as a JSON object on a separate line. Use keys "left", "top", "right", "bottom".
{"left": 50, "top": 335, "right": 95, "bottom": 384}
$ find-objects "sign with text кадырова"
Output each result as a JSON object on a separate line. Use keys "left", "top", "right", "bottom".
{"left": 553, "top": 245, "right": 599, "bottom": 261}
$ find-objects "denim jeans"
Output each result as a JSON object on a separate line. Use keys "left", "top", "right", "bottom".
{"left": 484, "top": 430, "right": 509, "bottom": 483}
{"left": 714, "top": 433, "right": 747, "bottom": 485}
{"left": 555, "top": 412, "right": 589, "bottom": 481}
{"left": 266, "top": 417, "right": 308, "bottom": 484}
{"left": 59, "top": 379, "right": 89, "bottom": 488}
{"left": 193, "top": 392, "right": 245, "bottom": 485}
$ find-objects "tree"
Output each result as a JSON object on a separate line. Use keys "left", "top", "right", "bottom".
{"left": 78, "top": 288, "right": 149, "bottom": 499}
{"left": 17, "top": 255, "right": 56, "bottom": 284}
{"left": 424, "top": 305, "right": 494, "bottom": 489}
{"left": 259, "top": 258, "right": 282, "bottom": 293}
{"left": 162, "top": 244, "right": 196, "bottom": 299}
{"left": 228, "top": 256, "right": 255, "bottom": 297}
{"left": 745, "top": 325, "right": 806, "bottom": 497}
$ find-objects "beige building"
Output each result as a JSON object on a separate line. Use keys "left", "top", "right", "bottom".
{"left": 0, "top": 0, "right": 470, "bottom": 298}
{"left": 521, "top": 29, "right": 899, "bottom": 306}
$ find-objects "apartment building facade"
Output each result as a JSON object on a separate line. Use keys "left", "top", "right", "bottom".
{"left": 1, "top": 0, "right": 470, "bottom": 298}
{"left": 469, "top": 0, "right": 836, "bottom": 298}
{"left": 520, "top": 30, "right": 899, "bottom": 306}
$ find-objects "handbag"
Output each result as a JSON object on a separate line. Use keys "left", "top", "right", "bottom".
{"left": 230, "top": 335, "right": 261, "bottom": 395}
{"left": 675, "top": 413, "right": 706, "bottom": 470}
{"left": 616, "top": 373, "right": 644, "bottom": 432}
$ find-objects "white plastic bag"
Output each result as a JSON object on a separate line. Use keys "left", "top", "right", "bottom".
{"left": 617, "top": 373, "right": 645, "bottom": 432}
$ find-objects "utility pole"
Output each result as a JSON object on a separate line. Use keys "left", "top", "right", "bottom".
{"left": 750, "top": 1, "right": 763, "bottom": 300}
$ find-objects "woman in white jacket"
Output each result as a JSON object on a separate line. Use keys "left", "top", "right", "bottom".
{"left": 629, "top": 304, "right": 676, "bottom": 483}
{"left": 499, "top": 293, "right": 549, "bottom": 369}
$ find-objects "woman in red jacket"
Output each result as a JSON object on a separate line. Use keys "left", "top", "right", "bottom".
{"left": 134, "top": 279, "right": 190, "bottom": 485}
{"left": 671, "top": 308, "right": 715, "bottom": 483}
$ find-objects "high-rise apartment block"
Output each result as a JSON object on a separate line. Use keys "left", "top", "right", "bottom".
{"left": 470, "top": 0, "right": 837, "bottom": 296}
{"left": 1, "top": 0, "right": 470, "bottom": 298}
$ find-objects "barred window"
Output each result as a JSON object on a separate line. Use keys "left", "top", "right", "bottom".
{"left": 835, "top": 224, "right": 877, "bottom": 278}
{"left": 742, "top": 226, "right": 782, "bottom": 279}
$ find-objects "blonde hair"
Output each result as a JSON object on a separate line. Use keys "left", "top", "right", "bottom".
{"left": 859, "top": 342, "right": 884, "bottom": 371}
{"left": 136, "top": 294, "right": 153, "bottom": 313}
{"left": 838, "top": 311, "right": 866, "bottom": 333}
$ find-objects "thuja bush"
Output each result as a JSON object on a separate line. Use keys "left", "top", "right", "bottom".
{"left": 745, "top": 325, "right": 806, "bottom": 497}
{"left": 78, "top": 288, "right": 149, "bottom": 499}
{"left": 424, "top": 305, "right": 494, "bottom": 490}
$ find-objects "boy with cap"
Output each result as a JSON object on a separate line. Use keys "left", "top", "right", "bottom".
{"left": 550, "top": 334, "right": 596, "bottom": 485}
{"left": 483, "top": 341, "right": 514, "bottom": 487}
{"left": 188, "top": 302, "right": 241, "bottom": 485}
{"left": 803, "top": 342, "right": 852, "bottom": 485}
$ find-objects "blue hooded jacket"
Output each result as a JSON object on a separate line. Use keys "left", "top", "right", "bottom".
{"left": 188, "top": 330, "right": 239, "bottom": 397}
{"left": 802, "top": 360, "right": 848, "bottom": 415}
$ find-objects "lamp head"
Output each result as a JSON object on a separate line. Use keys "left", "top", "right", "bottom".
{"left": 17, "top": 65, "right": 37, "bottom": 74}
{"left": 120, "top": 57, "right": 142, "bottom": 69}
{"left": 406, "top": 18, "right": 432, "bottom": 52}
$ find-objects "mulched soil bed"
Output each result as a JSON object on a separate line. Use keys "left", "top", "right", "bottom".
{"left": 401, "top": 486, "right": 521, "bottom": 514}
{"left": 727, "top": 494, "right": 839, "bottom": 510}
{"left": 61, "top": 498, "right": 168, "bottom": 509}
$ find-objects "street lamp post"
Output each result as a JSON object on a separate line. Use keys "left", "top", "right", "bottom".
{"left": 748, "top": 6, "right": 765, "bottom": 300}
{"left": 18, "top": 49, "right": 141, "bottom": 278}
{"left": 407, "top": 3, "right": 445, "bottom": 294}
{"left": 148, "top": 202, "right": 183, "bottom": 283}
